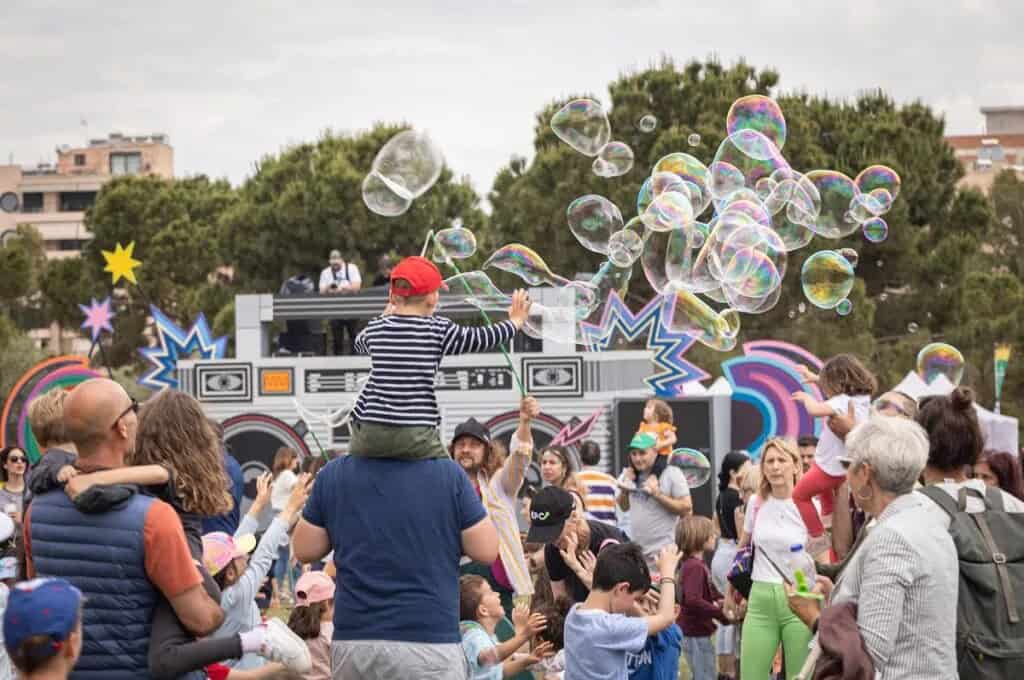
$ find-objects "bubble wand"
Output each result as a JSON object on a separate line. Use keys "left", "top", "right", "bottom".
{"left": 422, "top": 229, "right": 526, "bottom": 396}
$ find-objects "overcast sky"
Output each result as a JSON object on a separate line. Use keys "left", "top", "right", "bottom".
{"left": 2, "top": 1, "right": 1021, "bottom": 195}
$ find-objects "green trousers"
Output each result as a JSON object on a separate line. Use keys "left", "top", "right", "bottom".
{"left": 348, "top": 420, "right": 449, "bottom": 460}
{"left": 740, "top": 581, "right": 813, "bottom": 680}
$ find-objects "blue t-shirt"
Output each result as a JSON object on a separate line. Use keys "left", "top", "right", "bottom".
{"left": 201, "top": 452, "right": 244, "bottom": 535}
{"left": 564, "top": 604, "right": 650, "bottom": 680}
{"left": 626, "top": 624, "right": 682, "bottom": 680}
{"left": 461, "top": 622, "right": 502, "bottom": 680}
{"left": 303, "top": 456, "right": 487, "bottom": 644}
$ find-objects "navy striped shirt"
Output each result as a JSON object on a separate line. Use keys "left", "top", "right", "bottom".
{"left": 353, "top": 315, "right": 517, "bottom": 427}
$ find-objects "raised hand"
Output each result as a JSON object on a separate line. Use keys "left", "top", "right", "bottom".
{"left": 508, "top": 289, "right": 532, "bottom": 328}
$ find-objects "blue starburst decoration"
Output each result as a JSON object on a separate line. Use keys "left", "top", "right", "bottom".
{"left": 139, "top": 305, "right": 227, "bottom": 391}
{"left": 579, "top": 292, "right": 707, "bottom": 396}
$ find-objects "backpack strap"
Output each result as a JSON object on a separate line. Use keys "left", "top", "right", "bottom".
{"left": 972, "top": 511, "right": 1020, "bottom": 624}
{"left": 984, "top": 485, "right": 1006, "bottom": 513}
{"left": 918, "top": 485, "right": 958, "bottom": 519}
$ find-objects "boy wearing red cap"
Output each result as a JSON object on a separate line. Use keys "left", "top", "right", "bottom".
{"left": 349, "top": 256, "right": 531, "bottom": 459}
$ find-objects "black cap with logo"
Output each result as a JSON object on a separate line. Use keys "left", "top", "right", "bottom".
{"left": 452, "top": 418, "right": 491, "bottom": 446}
{"left": 526, "top": 486, "right": 576, "bottom": 544}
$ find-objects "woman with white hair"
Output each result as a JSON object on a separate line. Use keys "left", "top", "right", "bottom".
{"left": 788, "top": 414, "right": 959, "bottom": 679}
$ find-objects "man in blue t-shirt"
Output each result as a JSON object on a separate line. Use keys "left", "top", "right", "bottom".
{"left": 293, "top": 455, "right": 498, "bottom": 680}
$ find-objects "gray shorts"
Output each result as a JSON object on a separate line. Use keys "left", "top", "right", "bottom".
{"left": 331, "top": 640, "right": 468, "bottom": 680}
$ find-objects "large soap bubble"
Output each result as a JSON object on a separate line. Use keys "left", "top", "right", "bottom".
{"left": 362, "top": 172, "right": 412, "bottom": 217}
{"left": 592, "top": 142, "right": 634, "bottom": 178}
{"left": 709, "top": 130, "right": 789, "bottom": 200}
{"left": 371, "top": 129, "right": 444, "bottom": 199}
{"left": 855, "top": 165, "right": 901, "bottom": 202}
{"left": 862, "top": 217, "right": 888, "bottom": 243}
{"left": 662, "top": 284, "right": 740, "bottom": 351}
{"left": 608, "top": 229, "right": 644, "bottom": 267}
{"left": 652, "top": 153, "right": 713, "bottom": 216}
{"left": 796, "top": 170, "right": 860, "bottom": 238}
{"left": 484, "top": 244, "right": 569, "bottom": 287}
{"left": 550, "top": 99, "right": 611, "bottom": 157}
{"left": 567, "top": 195, "right": 624, "bottom": 255}
{"left": 726, "top": 95, "right": 788, "bottom": 152}
{"left": 916, "top": 342, "right": 965, "bottom": 386}
{"left": 642, "top": 191, "right": 695, "bottom": 233}
{"left": 432, "top": 227, "right": 477, "bottom": 262}
{"left": 801, "top": 250, "right": 855, "bottom": 309}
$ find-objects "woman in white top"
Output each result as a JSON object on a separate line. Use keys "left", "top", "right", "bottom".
{"left": 270, "top": 447, "right": 300, "bottom": 605}
{"left": 738, "top": 437, "right": 814, "bottom": 680}
{"left": 917, "top": 387, "right": 1024, "bottom": 516}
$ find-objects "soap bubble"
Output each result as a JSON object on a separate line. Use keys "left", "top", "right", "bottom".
{"left": 567, "top": 195, "right": 624, "bottom": 255}
{"left": 688, "top": 133, "right": 701, "bottom": 147}
{"left": 916, "top": 342, "right": 965, "bottom": 386}
{"left": 801, "top": 250, "right": 855, "bottom": 309}
{"left": 788, "top": 310, "right": 796, "bottom": 319}
{"left": 592, "top": 142, "right": 635, "bottom": 178}
{"left": 879, "top": 292, "right": 888, "bottom": 301}
{"left": 432, "top": 227, "right": 477, "bottom": 262}
{"left": 638, "top": 115, "right": 658, "bottom": 133}
{"left": 855, "top": 165, "right": 901, "bottom": 202}
{"left": 608, "top": 229, "right": 645, "bottom": 267}
{"left": 362, "top": 172, "right": 412, "bottom": 217}
{"left": 484, "top": 244, "right": 567, "bottom": 287}
{"left": 669, "top": 448, "right": 712, "bottom": 487}
{"left": 836, "top": 299, "right": 853, "bottom": 316}
{"left": 651, "top": 153, "right": 712, "bottom": 215}
{"left": 838, "top": 248, "right": 859, "bottom": 268}
{"left": 862, "top": 217, "right": 888, "bottom": 243}
{"left": 907, "top": 322, "right": 919, "bottom": 333}
{"left": 550, "top": 99, "right": 611, "bottom": 157}
{"left": 726, "top": 95, "right": 787, "bottom": 151}
{"left": 798, "top": 302, "right": 807, "bottom": 314}
{"left": 642, "top": 191, "right": 695, "bottom": 233}
{"left": 797, "top": 170, "right": 860, "bottom": 238}
{"left": 370, "top": 129, "right": 444, "bottom": 199}
{"left": 589, "top": 260, "right": 633, "bottom": 308}
{"left": 662, "top": 284, "right": 740, "bottom": 351}
{"left": 709, "top": 130, "right": 788, "bottom": 200}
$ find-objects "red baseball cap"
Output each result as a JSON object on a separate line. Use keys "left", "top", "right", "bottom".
{"left": 390, "top": 256, "right": 448, "bottom": 296}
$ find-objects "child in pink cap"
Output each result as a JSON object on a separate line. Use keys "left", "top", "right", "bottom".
{"left": 287, "top": 571, "right": 336, "bottom": 680}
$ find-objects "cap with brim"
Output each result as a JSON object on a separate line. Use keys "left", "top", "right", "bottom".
{"left": 202, "top": 532, "right": 257, "bottom": 576}
{"left": 390, "top": 256, "right": 449, "bottom": 296}
{"left": 629, "top": 432, "right": 658, "bottom": 450}
{"left": 329, "top": 250, "right": 342, "bottom": 260}
{"left": 525, "top": 486, "right": 575, "bottom": 544}
{"left": 4, "top": 578, "right": 82, "bottom": 655}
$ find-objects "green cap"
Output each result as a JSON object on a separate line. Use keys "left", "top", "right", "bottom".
{"left": 629, "top": 432, "right": 657, "bottom": 450}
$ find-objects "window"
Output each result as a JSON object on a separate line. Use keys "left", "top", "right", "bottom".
{"left": 57, "top": 239, "right": 87, "bottom": 251}
{"left": 59, "top": 191, "right": 96, "bottom": 212}
{"left": 109, "top": 152, "right": 142, "bottom": 176}
{"left": 73, "top": 154, "right": 86, "bottom": 167}
{"left": 978, "top": 145, "right": 1005, "bottom": 162}
{"left": 21, "top": 193, "right": 43, "bottom": 213}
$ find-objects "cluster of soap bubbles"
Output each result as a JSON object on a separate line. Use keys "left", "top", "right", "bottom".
{"left": 363, "top": 130, "right": 444, "bottom": 217}
{"left": 551, "top": 99, "right": 635, "bottom": 178}
{"left": 541, "top": 93, "right": 905, "bottom": 348}
{"left": 364, "top": 93, "right": 907, "bottom": 352}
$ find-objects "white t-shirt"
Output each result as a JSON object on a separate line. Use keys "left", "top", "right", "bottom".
{"left": 816, "top": 394, "right": 871, "bottom": 476}
{"left": 617, "top": 466, "right": 690, "bottom": 567}
{"left": 924, "top": 478, "right": 1024, "bottom": 529}
{"left": 319, "top": 263, "right": 361, "bottom": 292}
{"left": 271, "top": 469, "right": 298, "bottom": 512}
{"left": 744, "top": 496, "right": 810, "bottom": 584}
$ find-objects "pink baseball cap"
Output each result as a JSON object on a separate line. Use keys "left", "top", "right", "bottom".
{"left": 202, "top": 532, "right": 256, "bottom": 576}
{"left": 294, "top": 570, "right": 335, "bottom": 606}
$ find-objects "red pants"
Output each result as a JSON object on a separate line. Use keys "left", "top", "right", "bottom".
{"left": 793, "top": 462, "right": 845, "bottom": 537}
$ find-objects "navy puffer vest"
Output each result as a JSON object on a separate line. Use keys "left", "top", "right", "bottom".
{"left": 30, "top": 489, "right": 158, "bottom": 680}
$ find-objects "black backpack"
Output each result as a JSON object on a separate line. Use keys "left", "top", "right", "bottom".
{"left": 919, "top": 485, "right": 1024, "bottom": 678}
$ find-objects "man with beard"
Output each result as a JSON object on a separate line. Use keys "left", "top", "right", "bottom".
{"left": 452, "top": 397, "right": 539, "bottom": 614}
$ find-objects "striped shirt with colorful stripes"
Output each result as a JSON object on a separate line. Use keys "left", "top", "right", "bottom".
{"left": 577, "top": 468, "right": 619, "bottom": 525}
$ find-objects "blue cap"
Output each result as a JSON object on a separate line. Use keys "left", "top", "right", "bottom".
{"left": 4, "top": 578, "right": 82, "bottom": 657}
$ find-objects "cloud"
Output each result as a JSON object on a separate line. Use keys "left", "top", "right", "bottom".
{"left": 1, "top": 0, "right": 1021, "bottom": 195}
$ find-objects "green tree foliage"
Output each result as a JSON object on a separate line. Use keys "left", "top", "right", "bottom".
{"left": 221, "top": 125, "right": 486, "bottom": 292}
{"left": 0, "top": 225, "right": 46, "bottom": 309}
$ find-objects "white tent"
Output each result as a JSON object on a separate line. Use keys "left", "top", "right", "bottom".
{"left": 892, "top": 371, "right": 1018, "bottom": 455}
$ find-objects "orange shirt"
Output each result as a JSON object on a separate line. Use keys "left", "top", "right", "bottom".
{"left": 638, "top": 421, "right": 676, "bottom": 457}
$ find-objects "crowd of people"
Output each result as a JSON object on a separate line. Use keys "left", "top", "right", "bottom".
{"left": 0, "top": 255, "right": 1021, "bottom": 680}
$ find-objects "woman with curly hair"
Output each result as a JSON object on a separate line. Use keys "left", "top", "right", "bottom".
{"left": 65, "top": 389, "right": 309, "bottom": 677}
{"left": 973, "top": 450, "right": 1024, "bottom": 502}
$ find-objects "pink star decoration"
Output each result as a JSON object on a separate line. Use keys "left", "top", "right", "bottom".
{"left": 79, "top": 297, "right": 115, "bottom": 342}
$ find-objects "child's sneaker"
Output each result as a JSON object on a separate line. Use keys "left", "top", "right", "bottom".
{"left": 256, "top": 618, "right": 312, "bottom": 672}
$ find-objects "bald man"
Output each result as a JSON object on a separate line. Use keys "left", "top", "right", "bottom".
{"left": 23, "top": 379, "right": 225, "bottom": 679}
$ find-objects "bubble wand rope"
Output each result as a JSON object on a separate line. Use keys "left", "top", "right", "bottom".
{"left": 422, "top": 229, "right": 526, "bottom": 396}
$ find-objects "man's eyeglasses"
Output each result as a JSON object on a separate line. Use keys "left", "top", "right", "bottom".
{"left": 872, "top": 397, "right": 912, "bottom": 418}
{"left": 111, "top": 398, "right": 139, "bottom": 430}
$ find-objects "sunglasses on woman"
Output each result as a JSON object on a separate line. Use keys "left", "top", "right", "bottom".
{"left": 6, "top": 455, "right": 25, "bottom": 464}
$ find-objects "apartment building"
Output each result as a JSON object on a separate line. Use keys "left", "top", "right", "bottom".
{"left": 946, "top": 106, "right": 1024, "bottom": 192}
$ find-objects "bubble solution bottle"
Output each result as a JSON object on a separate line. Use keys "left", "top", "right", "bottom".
{"left": 788, "top": 543, "right": 818, "bottom": 596}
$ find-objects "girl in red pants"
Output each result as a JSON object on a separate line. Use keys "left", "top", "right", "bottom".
{"left": 791, "top": 354, "right": 876, "bottom": 559}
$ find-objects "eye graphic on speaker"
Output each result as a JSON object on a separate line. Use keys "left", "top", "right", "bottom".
{"left": 522, "top": 357, "right": 583, "bottom": 398}
{"left": 196, "top": 364, "right": 252, "bottom": 402}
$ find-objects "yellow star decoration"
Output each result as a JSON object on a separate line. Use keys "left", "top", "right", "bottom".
{"left": 102, "top": 241, "right": 142, "bottom": 285}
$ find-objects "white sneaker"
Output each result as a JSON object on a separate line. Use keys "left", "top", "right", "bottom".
{"left": 257, "top": 617, "right": 312, "bottom": 673}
